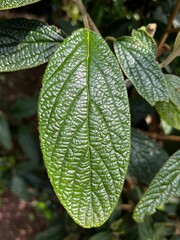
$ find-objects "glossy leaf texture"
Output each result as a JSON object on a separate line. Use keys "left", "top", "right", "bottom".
{"left": 39, "top": 28, "right": 130, "bottom": 228}
{"left": 132, "top": 29, "right": 157, "bottom": 55}
{"left": 0, "top": 18, "right": 64, "bottom": 72}
{"left": 0, "top": 0, "right": 41, "bottom": 9}
{"left": 155, "top": 101, "right": 180, "bottom": 130}
{"left": 133, "top": 150, "right": 180, "bottom": 222}
{"left": 128, "top": 128, "right": 169, "bottom": 185}
{"left": 165, "top": 74, "right": 180, "bottom": 106}
{"left": 114, "top": 30, "right": 168, "bottom": 106}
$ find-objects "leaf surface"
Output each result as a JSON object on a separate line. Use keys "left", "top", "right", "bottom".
{"left": 133, "top": 150, "right": 180, "bottom": 222}
{"left": 0, "top": 0, "right": 41, "bottom": 9}
{"left": 39, "top": 28, "right": 130, "bottom": 228}
{"left": 0, "top": 18, "right": 64, "bottom": 72}
{"left": 128, "top": 129, "right": 169, "bottom": 185}
{"left": 165, "top": 74, "right": 180, "bottom": 106}
{"left": 155, "top": 101, "right": 180, "bottom": 130}
{"left": 114, "top": 31, "right": 168, "bottom": 105}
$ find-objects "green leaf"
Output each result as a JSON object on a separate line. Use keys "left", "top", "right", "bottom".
{"left": 0, "top": 0, "right": 41, "bottom": 10}
{"left": 133, "top": 150, "right": 180, "bottom": 222}
{"left": 88, "top": 231, "right": 112, "bottom": 240}
{"left": 155, "top": 101, "right": 180, "bottom": 130}
{"left": 0, "top": 112, "right": 12, "bottom": 150}
{"left": 164, "top": 74, "right": 180, "bottom": 106}
{"left": 39, "top": 28, "right": 130, "bottom": 228}
{"left": 132, "top": 29, "right": 157, "bottom": 55}
{"left": 128, "top": 129, "right": 169, "bottom": 185}
{"left": 114, "top": 32, "right": 168, "bottom": 106}
{"left": 10, "top": 95, "right": 37, "bottom": 119}
{"left": 0, "top": 18, "right": 64, "bottom": 72}
{"left": 173, "top": 31, "right": 180, "bottom": 56}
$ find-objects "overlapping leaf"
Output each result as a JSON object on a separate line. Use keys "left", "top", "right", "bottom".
{"left": 133, "top": 150, "right": 180, "bottom": 222}
{"left": 0, "top": 18, "right": 64, "bottom": 72}
{"left": 155, "top": 100, "right": 180, "bottom": 130}
{"left": 164, "top": 74, "right": 180, "bottom": 106}
{"left": 0, "top": 0, "right": 41, "bottom": 9}
{"left": 39, "top": 28, "right": 130, "bottom": 228}
{"left": 114, "top": 29, "right": 168, "bottom": 106}
{"left": 128, "top": 128, "right": 169, "bottom": 185}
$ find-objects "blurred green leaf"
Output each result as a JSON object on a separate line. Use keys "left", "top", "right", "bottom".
{"left": 138, "top": 216, "right": 154, "bottom": 240}
{"left": 0, "top": 0, "right": 41, "bottom": 9}
{"left": 36, "top": 224, "right": 66, "bottom": 240}
{"left": 155, "top": 100, "right": 180, "bottom": 130}
{"left": 0, "top": 18, "right": 63, "bottom": 71}
{"left": 16, "top": 125, "right": 40, "bottom": 162}
{"left": 128, "top": 128, "right": 169, "bottom": 185}
{"left": 0, "top": 112, "right": 12, "bottom": 150}
{"left": 133, "top": 150, "right": 180, "bottom": 222}
{"left": 11, "top": 96, "right": 37, "bottom": 119}
{"left": 11, "top": 174, "right": 29, "bottom": 200}
{"left": 114, "top": 30, "right": 168, "bottom": 105}
{"left": 173, "top": 31, "right": 180, "bottom": 56}
{"left": 88, "top": 231, "right": 112, "bottom": 240}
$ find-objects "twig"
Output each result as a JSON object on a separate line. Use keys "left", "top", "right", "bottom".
{"left": 158, "top": 0, "right": 180, "bottom": 52}
{"left": 140, "top": 130, "right": 180, "bottom": 142}
{"left": 73, "top": 0, "right": 100, "bottom": 34}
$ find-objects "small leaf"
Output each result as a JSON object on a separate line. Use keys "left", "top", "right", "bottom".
{"left": 155, "top": 101, "right": 180, "bottom": 130}
{"left": 0, "top": 18, "right": 64, "bottom": 72}
{"left": 128, "top": 128, "right": 169, "bottom": 185}
{"left": 0, "top": 112, "right": 12, "bottom": 150}
{"left": 133, "top": 150, "right": 180, "bottom": 222}
{"left": 114, "top": 33, "right": 168, "bottom": 106}
{"left": 0, "top": 0, "right": 41, "bottom": 10}
{"left": 164, "top": 74, "right": 180, "bottom": 106}
{"left": 39, "top": 28, "right": 130, "bottom": 228}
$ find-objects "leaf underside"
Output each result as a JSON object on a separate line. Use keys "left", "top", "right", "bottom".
{"left": 0, "top": 0, "right": 41, "bottom": 9}
{"left": 0, "top": 18, "right": 63, "bottom": 72}
{"left": 133, "top": 150, "right": 180, "bottom": 222}
{"left": 114, "top": 30, "right": 169, "bottom": 106}
{"left": 39, "top": 28, "right": 130, "bottom": 228}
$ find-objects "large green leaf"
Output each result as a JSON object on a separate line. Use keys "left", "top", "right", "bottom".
{"left": 164, "top": 74, "right": 180, "bottom": 106}
{"left": 39, "top": 28, "right": 130, "bottom": 228}
{"left": 114, "top": 30, "right": 168, "bottom": 106}
{"left": 133, "top": 150, "right": 180, "bottom": 222}
{"left": 128, "top": 128, "right": 169, "bottom": 185}
{"left": 0, "top": 18, "right": 64, "bottom": 72}
{"left": 0, "top": 0, "right": 41, "bottom": 9}
{"left": 155, "top": 100, "right": 180, "bottom": 130}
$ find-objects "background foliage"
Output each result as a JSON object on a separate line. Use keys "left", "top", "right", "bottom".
{"left": 0, "top": 0, "right": 179, "bottom": 239}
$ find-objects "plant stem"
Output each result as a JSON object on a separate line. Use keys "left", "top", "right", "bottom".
{"left": 140, "top": 130, "right": 180, "bottom": 142}
{"left": 158, "top": 0, "right": 180, "bottom": 51}
{"left": 73, "top": 0, "right": 100, "bottom": 34}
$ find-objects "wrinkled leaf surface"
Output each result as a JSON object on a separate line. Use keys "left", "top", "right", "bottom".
{"left": 0, "top": 0, "right": 41, "bottom": 9}
{"left": 0, "top": 18, "right": 63, "bottom": 72}
{"left": 133, "top": 150, "right": 180, "bottom": 222}
{"left": 39, "top": 29, "right": 130, "bottom": 228}
{"left": 114, "top": 30, "right": 168, "bottom": 105}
